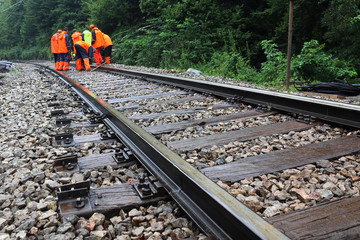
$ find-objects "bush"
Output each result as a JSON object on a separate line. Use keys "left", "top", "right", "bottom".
{"left": 202, "top": 51, "right": 259, "bottom": 82}
{"left": 293, "top": 40, "right": 357, "bottom": 82}
{"left": 258, "top": 39, "right": 358, "bottom": 87}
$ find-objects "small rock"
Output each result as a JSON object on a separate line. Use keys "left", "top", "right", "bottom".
{"left": 225, "top": 156, "right": 233, "bottom": 163}
{"left": 186, "top": 68, "right": 202, "bottom": 75}
{"left": 89, "top": 213, "right": 105, "bottom": 227}
{"left": 39, "top": 210, "right": 57, "bottom": 220}
{"left": 90, "top": 230, "right": 107, "bottom": 239}
{"left": 132, "top": 226, "right": 144, "bottom": 236}
{"left": 0, "top": 218, "right": 8, "bottom": 230}
{"left": 151, "top": 222, "right": 164, "bottom": 232}
{"left": 317, "top": 160, "right": 331, "bottom": 168}
{"left": 0, "top": 233, "right": 10, "bottom": 240}
{"left": 170, "top": 218, "right": 188, "bottom": 228}
{"left": 44, "top": 179, "right": 60, "bottom": 190}
{"left": 57, "top": 222, "right": 74, "bottom": 234}
{"left": 37, "top": 202, "right": 48, "bottom": 211}
{"left": 128, "top": 209, "right": 142, "bottom": 217}
{"left": 263, "top": 205, "right": 281, "bottom": 218}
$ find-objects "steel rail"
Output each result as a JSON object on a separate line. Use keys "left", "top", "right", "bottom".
{"left": 99, "top": 66, "right": 360, "bottom": 129}
{"left": 40, "top": 65, "right": 290, "bottom": 239}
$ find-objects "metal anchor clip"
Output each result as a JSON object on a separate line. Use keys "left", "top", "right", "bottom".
{"left": 56, "top": 118, "right": 71, "bottom": 126}
{"left": 256, "top": 104, "right": 271, "bottom": 112}
{"left": 48, "top": 102, "right": 61, "bottom": 108}
{"left": 89, "top": 112, "right": 105, "bottom": 124}
{"left": 295, "top": 113, "right": 316, "bottom": 124}
{"left": 226, "top": 96, "right": 243, "bottom": 103}
{"left": 100, "top": 129, "right": 116, "bottom": 140}
{"left": 82, "top": 105, "right": 94, "bottom": 115}
{"left": 133, "top": 175, "right": 166, "bottom": 199}
{"left": 113, "top": 147, "right": 135, "bottom": 163}
{"left": 57, "top": 181, "right": 93, "bottom": 218}
{"left": 51, "top": 109, "right": 65, "bottom": 117}
{"left": 54, "top": 133, "right": 74, "bottom": 146}
{"left": 53, "top": 155, "right": 79, "bottom": 173}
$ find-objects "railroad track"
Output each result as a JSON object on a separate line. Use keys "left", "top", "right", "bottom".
{"left": 37, "top": 63, "right": 360, "bottom": 239}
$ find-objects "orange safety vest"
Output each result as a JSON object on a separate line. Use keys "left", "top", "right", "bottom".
{"left": 58, "top": 31, "right": 69, "bottom": 53}
{"left": 71, "top": 32, "right": 82, "bottom": 53}
{"left": 51, "top": 32, "right": 60, "bottom": 53}
{"left": 76, "top": 41, "right": 92, "bottom": 53}
{"left": 103, "top": 34, "right": 113, "bottom": 48}
{"left": 92, "top": 27, "right": 104, "bottom": 48}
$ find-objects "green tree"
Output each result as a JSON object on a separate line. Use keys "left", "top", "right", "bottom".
{"left": 83, "top": 0, "right": 142, "bottom": 34}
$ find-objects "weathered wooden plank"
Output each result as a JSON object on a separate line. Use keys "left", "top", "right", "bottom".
{"left": 129, "top": 103, "right": 235, "bottom": 121}
{"left": 144, "top": 110, "right": 274, "bottom": 134}
{"left": 269, "top": 196, "right": 360, "bottom": 240}
{"left": 78, "top": 153, "right": 136, "bottom": 170}
{"left": 90, "top": 183, "right": 168, "bottom": 216}
{"left": 69, "top": 122, "right": 99, "bottom": 129}
{"left": 59, "top": 111, "right": 85, "bottom": 117}
{"left": 105, "top": 88, "right": 164, "bottom": 100}
{"left": 201, "top": 135, "right": 360, "bottom": 183}
{"left": 168, "top": 121, "right": 313, "bottom": 152}
{"left": 54, "top": 134, "right": 114, "bottom": 147}
{"left": 108, "top": 91, "right": 187, "bottom": 104}
{"left": 115, "top": 95, "right": 206, "bottom": 111}
{"left": 73, "top": 134, "right": 116, "bottom": 145}
{"left": 95, "top": 84, "right": 150, "bottom": 94}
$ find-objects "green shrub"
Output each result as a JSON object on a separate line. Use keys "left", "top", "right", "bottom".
{"left": 293, "top": 40, "right": 357, "bottom": 82}
{"left": 258, "top": 39, "right": 358, "bottom": 87}
{"left": 202, "top": 51, "right": 259, "bottom": 82}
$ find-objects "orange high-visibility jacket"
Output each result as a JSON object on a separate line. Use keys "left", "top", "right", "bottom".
{"left": 51, "top": 32, "right": 60, "bottom": 53}
{"left": 75, "top": 41, "right": 93, "bottom": 53}
{"left": 91, "top": 27, "right": 104, "bottom": 48}
{"left": 71, "top": 32, "right": 82, "bottom": 53}
{"left": 103, "top": 34, "right": 113, "bottom": 48}
{"left": 58, "top": 31, "right": 70, "bottom": 53}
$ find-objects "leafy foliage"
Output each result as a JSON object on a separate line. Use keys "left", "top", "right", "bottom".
{"left": 0, "top": 0, "right": 359, "bottom": 85}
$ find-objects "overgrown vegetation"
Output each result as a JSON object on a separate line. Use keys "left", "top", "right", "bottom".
{"left": 0, "top": 0, "right": 359, "bottom": 86}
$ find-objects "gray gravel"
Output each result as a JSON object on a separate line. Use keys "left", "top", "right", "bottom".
{"left": 0, "top": 63, "right": 206, "bottom": 240}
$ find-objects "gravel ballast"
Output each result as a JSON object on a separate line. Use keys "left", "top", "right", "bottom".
{"left": 0, "top": 63, "right": 205, "bottom": 240}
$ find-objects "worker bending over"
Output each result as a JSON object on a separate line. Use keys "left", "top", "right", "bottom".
{"left": 71, "top": 29, "right": 82, "bottom": 55}
{"left": 103, "top": 34, "right": 113, "bottom": 64}
{"left": 74, "top": 41, "right": 95, "bottom": 71}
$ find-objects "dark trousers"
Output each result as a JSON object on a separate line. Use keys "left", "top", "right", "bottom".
{"left": 75, "top": 44, "right": 93, "bottom": 60}
{"left": 104, "top": 45, "right": 112, "bottom": 57}
{"left": 59, "top": 53, "right": 69, "bottom": 62}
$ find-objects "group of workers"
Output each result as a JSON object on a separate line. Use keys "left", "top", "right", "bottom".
{"left": 51, "top": 25, "right": 113, "bottom": 71}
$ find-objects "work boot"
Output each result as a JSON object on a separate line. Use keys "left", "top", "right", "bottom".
{"left": 83, "top": 58, "right": 91, "bottom": 71}
{"left": 75, "top": 59, "right": 84, "bottom": 71}
{"left": 63, "top": 62, "right": 69, "bottom": 71}
{"left": 58, "top": 61, "right": 64, "bottom": 71}
{"left": 105, "top": 56, "right": 110, "bottom": 64}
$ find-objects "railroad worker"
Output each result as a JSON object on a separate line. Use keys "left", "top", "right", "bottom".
{"left": 90, "top": 24, "right": 104, "bottom": 65}
{"left": 74, "top": 40, "right": 95, "bottom": 71}
{"left": 50, "top": 29, "right": 61, "bottom": 70}
{"left": 82, "top": 28, "right": 92, "bottom": 45}
{"left": 103, "top": 34, "right": 113, "bottom": 64}
{"left": 71, "top": 29, "right": 82, "bottom": 55}
{"left": 58, "top": 27, "right": 71, "bottom": 71}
